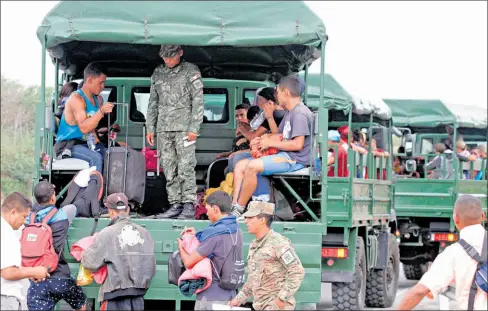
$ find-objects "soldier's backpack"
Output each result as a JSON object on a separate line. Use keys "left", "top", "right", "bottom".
{"left": 211, "top": 228, "right": 245, "bottom": 290}
{"left": 20, "top": 208, "right": 59, "bottom": 272}
{"left": 458, "top": 230, "right": 488, "bottom": 311}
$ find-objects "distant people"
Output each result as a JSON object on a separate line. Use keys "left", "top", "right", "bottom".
{"left": 425, "top": 143, "right": 453, "bottom": 179}
{"left": 327, "top": 130, "right": 349, "bottom": 177}
{"left": 55, "top": 62, "right": 114, "bottom": 171}
{"left": 26, "top": 182, "right": 87, "bottom": 311}
{"left": 81, "top": 193, "right": 156, "bottom": 311}
{"left": 1, "top": 192, "right": 50, "bottom": 311}
{"left": 398, "top": 194, "right": 487, "bottom": 310}
{"left": 216, "top": 103, "right": 251, "bottom": 162}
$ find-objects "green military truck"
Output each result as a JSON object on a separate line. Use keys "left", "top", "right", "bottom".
{"left": 383, "top": 99, "right": 487, "bottom": 280}
{"left": 33, "top": 1, "right": 400, "bottom": 310}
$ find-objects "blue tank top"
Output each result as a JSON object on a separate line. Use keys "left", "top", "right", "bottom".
{"left": 56, "top": 90, "right": 99, "bottom": 142}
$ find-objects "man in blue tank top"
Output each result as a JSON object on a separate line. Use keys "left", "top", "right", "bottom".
{"left": 56, "top": 62, "right": 114, "bottom": 172}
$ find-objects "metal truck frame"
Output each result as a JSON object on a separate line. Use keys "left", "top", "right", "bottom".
{"left": 32, "top": 2, "right": 400, "bottom": 310}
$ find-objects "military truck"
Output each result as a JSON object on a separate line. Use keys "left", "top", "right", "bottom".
{"left": 383, "top": 99, "right": 487, "bottom": 280}
{"left": 33, "top": 1, "right": 400, "bottom": 310}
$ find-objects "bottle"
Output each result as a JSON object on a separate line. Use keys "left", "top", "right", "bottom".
{"left": 250, "top": 110, "right": 265, "bottom": 130}
{"left": 87, "top": 133, "right": 96, "bottom": 151}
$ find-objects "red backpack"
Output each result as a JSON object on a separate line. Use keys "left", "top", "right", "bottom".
{"left": 20, "top": 208, "right": 59, "bottom": 272}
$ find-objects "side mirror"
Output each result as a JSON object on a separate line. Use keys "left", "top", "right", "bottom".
{"left": 405, "top": 159, "right": 417, "bottom": 173}
{"left": 404, "top": 133, "right": 415, "bottom": 157}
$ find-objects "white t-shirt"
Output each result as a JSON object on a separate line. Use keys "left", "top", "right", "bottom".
{"left": 1, "top": 216, "right": 24, "bottom": 300}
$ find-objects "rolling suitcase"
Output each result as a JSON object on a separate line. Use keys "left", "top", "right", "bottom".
{"left": 141, "top": 126, "right": 169, "bottom": 215}
{"left": 103, "top": 103, "right": 146, "bottom": 204}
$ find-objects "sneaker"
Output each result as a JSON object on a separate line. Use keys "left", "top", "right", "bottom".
{"left": 231, "top": 204, "right": 245, "bottom": 217}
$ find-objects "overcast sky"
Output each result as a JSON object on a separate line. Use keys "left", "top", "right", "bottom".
{"left": 1, "top": 1, "right": 486, "bottom": 108}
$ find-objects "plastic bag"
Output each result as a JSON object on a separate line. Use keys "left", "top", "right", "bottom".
{"left": 168, "top": 250, "right": 185, "bottom": 286}
{"left": 76, "top": 264, "right": 94, "bottom": 286}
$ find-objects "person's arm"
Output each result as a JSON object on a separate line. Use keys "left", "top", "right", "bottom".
{"left": 398, "top": 248, "right": 455, "bottom": 310}
{"left": 216, "top": 151, "right": 232, "bottom": 159}
{"left": 71, "top": 95, "right": 104, "bottom": 134}
{"left": 1, "top": 236, "right": 49, "bottom": 280}
{"left": 425, "top": 156, "right": 441, "bottom": 171}
{"left": 239, "top": 124, "right": 267, "bottom": 141}
{"left": 81, "top": 233, "right": 109, "bottom": 272}
{"left": 234, "top": 278, "right": 254, "bottom": 305}
{"left": 178, "top": 235, "right": 217, "bottom": 269}
{"left": 276, "top": 245, "right": 305, "bottom": 304}
{"left": 269, "top": 111, "right": 309, "bottom": 152}
{"left": 263, "top": 102, "right": 279, "bottom": 134}
{"left": 187, "top": 69, "right": 204, "bottom": 136}
{"left": 146, "top": 71, "right": 160, "bottom": 134}
{"left": 1, "top": 266, "right": 49, "bottom": 281}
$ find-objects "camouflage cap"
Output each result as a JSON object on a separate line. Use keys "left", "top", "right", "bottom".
{"left": 242, "top": 201, "right": 275, "bottom": 218}
{"left": 159, "top": 45, "right": 182, "bottom": 58}
{"left": 105, "top": 193, "right": 129, "bottom": 210}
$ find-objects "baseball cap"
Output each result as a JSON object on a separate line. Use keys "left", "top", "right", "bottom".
{"left": 159, "top": 45, "right": 182, "bottom": 58}
{"left": 328, "top": 130, "right": 340, "bottom": 142}
{"left": 242, "top": 201, "right": 275, "bottom": 218}
{"left": 105, "top": 193, "right": 129, "bottom": 210}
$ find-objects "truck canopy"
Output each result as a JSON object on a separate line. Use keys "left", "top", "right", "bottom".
{"left": 301, "top": 73, "right": 392, "bottom": 121}
{"left": 37, "top": 1, "right": 327, "bottom": 81}
{"left": 383, "top": 99, "right": 487, "bottom": 129}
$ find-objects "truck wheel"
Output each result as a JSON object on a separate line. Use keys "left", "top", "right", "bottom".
{"left": 403, "top": 264, "right": 424, "bottom": 280}
{"left": 365, "top": 234, "right": 400, "bottom": 308}
{"left": 332, "top": 237, "right": 366, "bottom": 310}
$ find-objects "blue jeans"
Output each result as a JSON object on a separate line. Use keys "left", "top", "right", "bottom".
{"left": 71, "top": 143, "right": 105, "bottom": 172}
{"left": 260, "top": 152, "right": 305, "bottom": 175}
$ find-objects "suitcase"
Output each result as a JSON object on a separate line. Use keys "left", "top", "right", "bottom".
{"left": 140, "top": 126, "right": 169, "bottom": 215}
{"left": 103, "top": 103, "right": 146, "bottom": 204}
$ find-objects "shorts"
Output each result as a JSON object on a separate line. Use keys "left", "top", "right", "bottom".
{"left": 27, "top": 277, "right": 87, "bottom": 311}
{"left": 259, "top": 152, "right": 305, "bottom": 176}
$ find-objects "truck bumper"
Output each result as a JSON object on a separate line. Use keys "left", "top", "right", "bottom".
{"left": 321, "top": 271, "right": 354, "bottom": 283}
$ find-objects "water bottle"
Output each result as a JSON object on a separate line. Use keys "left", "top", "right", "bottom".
{"left": 87, "top": 133, "right": 96, "bottom": 151}
{"left": 250, "top": 110, "right": 265, "bottom": 130}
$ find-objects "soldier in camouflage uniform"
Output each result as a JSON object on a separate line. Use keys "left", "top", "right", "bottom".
{"left": 229, "top": 202, "right": 305, "bottom": 310}
{"left": 146, "top": 45, "right": 204, "bottom": 219}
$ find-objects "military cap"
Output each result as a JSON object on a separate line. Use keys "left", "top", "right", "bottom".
{"left": 105, "top": 193, "right": 129, "bottom": 210}
{"left": 242, "top": 201, "right": 275, "bottom": 217}
{"left": 159, "top": 45, "right": 182, "bottom": 58}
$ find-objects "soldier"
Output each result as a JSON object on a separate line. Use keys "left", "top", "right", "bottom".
{"left": 146, "top": 45, "right": 204, "bottom": 219}
{"left": 229, "top": 202, "right": 305, "bottom": 310}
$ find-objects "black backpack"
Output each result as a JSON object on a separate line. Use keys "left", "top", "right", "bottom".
{"left": 211, "top": 228, "right": 245, "bottom": 290}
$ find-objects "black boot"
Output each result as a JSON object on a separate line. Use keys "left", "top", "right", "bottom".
{"left": 155, "top": 203, "right": 183, "bottom": 219}
{"left": 177, "top": 203, "right": 195, "bottom": 220}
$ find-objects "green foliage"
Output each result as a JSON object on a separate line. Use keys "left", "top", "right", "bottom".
{"left": 1, "top": 75, "right": 54, "bottom": 197}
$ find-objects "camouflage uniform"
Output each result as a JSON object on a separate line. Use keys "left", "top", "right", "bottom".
{"left": 235, "top": 202, "right": 305, "bottom": 310}
{"left": 146, "top": 45, "right": 204, "bottom": 218}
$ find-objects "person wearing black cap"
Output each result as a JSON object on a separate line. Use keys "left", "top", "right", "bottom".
{"left": 81, "top": 193, "right": 156, "bottom": 311}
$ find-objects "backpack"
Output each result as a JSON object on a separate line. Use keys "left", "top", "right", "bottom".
{"left": 61, "top": 170, "right": 104, "bottom": 218}
{"left": 20, "top": 208, "right": 59, "bottom": 272}
{"left": 211, "top": 228, "right": 245, "bottom": 290}
{"left": 458, "top": 230, "right": 488, "bottom": 311}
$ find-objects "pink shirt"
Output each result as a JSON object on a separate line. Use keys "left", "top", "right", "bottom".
{"left": 419, "top": 224, "right": 487, "bottom": 310}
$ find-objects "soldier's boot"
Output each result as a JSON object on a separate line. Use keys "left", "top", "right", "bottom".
{"left": 155, "top": 203, "right": 183, "bottom": 219}
{"left": 177, "top": 203, "right": 195, "bottom": 220}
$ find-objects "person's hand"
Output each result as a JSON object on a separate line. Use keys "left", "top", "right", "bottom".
{"left": 216, "top": 152, "right": 226, "bottom": 159}
{"left": 229, "top": 299, "right": 241, "bottom": 307}
{"left": 30, "top": 266, "right": 50, "bottom": 281}
{"left": 263, "top": 101, "right": 275, "bottom": 119}
{"left": 238, "top": 122, "right": 251, "bottom": 132}
{"left": 181, "top": 227, "right": 196, "bottom": 236}
{"left": 273, "top": 298, "right": 285, "bottom": 310}
{"left": 146, "top": 132, "right": 155, "bottom": 146}
{"left": 99, "top": 102, "right": 114, "bottom": 114}
{"left": 187, "top": 132, "right": 198, "bottom": 141}
{"left": 177, "top": 238, "right": 184, "bottom": 251}
{"left": 258, "top": 135, "right": 271, "bottom": 150}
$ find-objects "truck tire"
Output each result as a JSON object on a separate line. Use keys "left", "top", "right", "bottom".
{"left": 365, "top": 234, "right": 400, "bottom": 308}
{"left": 403, "top": 264, "right": 424, "bottom": 280}
{"left": 332, "top": 237, "right": 366, "bottom": 310}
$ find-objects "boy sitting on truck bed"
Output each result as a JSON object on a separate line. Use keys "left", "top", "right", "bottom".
{"left": 231, "top": 75, "right": 313, "bottom": 214}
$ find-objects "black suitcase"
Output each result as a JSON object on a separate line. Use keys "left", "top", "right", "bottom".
{"left": 103, "top": 103, "right": 146, "bottom": 204}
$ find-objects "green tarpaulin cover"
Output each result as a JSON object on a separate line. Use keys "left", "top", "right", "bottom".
{"left": 383, "top": 99, "right": 487, "bottom": 129}
{"left": 37, "top": 1, "right": 327, "bottom": 81}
